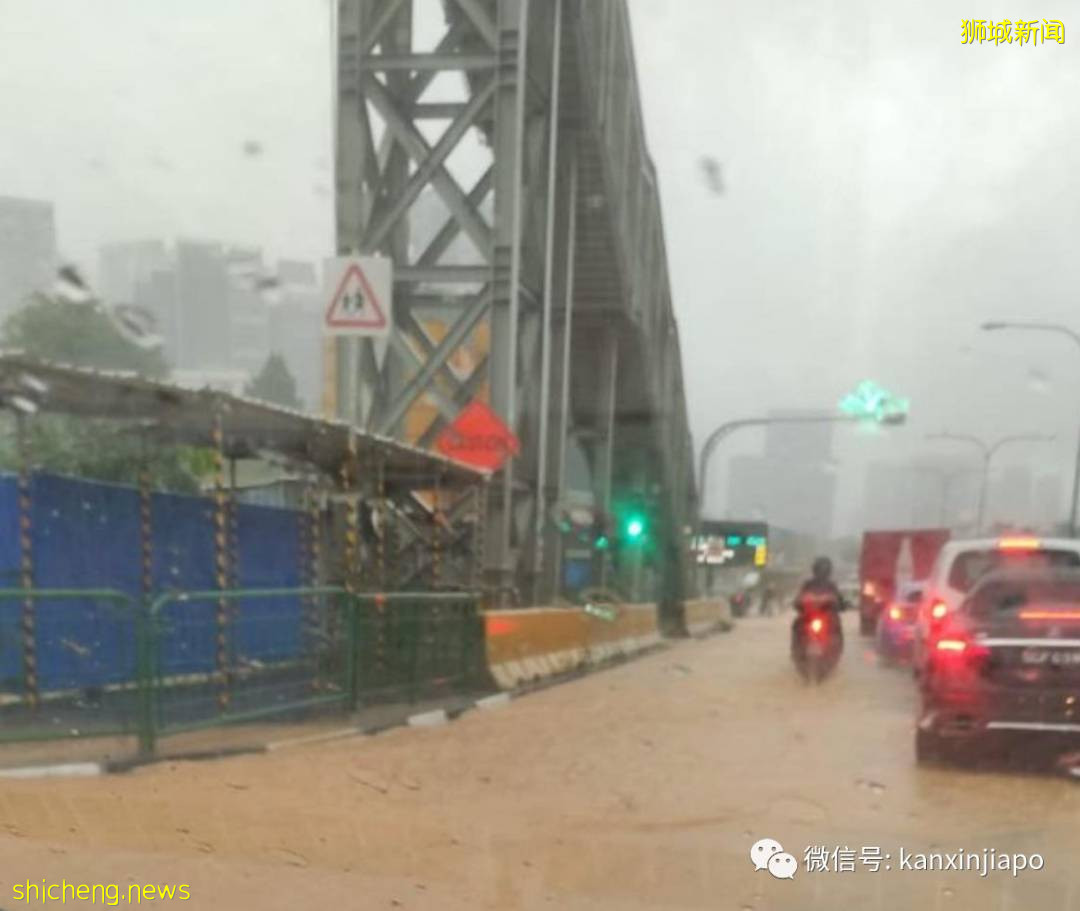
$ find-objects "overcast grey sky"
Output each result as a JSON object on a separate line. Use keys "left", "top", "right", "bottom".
{"left": 3, "top": 1, "right": 1079, "bottom": 533}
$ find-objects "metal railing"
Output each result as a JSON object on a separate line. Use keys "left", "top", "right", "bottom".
{"left": 354, "top": 592, "right": 486, "bottom": 704}
{"left": 0, "top": 589, "right": 142, "bottom": 744}
{"left": 0, "top": 587, "right": 485, "bottom": 757}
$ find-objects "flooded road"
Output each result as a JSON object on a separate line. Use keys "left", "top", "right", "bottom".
{"left": 2, "top": 613, "right": 1080, "bottom": 910}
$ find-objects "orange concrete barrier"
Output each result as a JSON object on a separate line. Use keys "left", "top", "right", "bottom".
{"left": 585, "top": 603, "right": 662, "bottom": 662}
{"left": 484, "top": 608, "right": 589, "bottom": 690}
{"left": 485, "top": 603, "right": 663, "bottom": 690}
{"left": 683, "top": 600, "right": 732, "bottom": 637}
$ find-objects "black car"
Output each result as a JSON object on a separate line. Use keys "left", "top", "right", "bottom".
{"left": 917, "top": 567, "right": 1080, "bottom": 765}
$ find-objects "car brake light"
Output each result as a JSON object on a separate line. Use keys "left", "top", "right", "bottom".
{"left": 997, "top": 536, "right": 1040, "bottom": 551}
{"left": 888, "top": 606, "right": 902, "bottom": 621}
{"left": 1019, "top": 609, "right": 1080, "bottom": 621}
{"left": 862, "top": 582, "right": 876, "bottom": 597}
{"left": 931, "top": 627, "right": 989, "bottom": 675}
{"left": 931, "top": 601, "right": 947, "bottom": 620}
{"left": 809, "top": 617, "right": 824, "bottom": 634}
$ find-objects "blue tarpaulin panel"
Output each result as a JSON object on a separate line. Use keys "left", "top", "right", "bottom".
{"left": 151, "top": 491, "right": 219, "bottom": 678}
{"left": 30, "top": 475, "right": 140, "bottom": 691}
{"left": 233, "top": 502, "right": 304, "bottom": 664}
{"left": 0, "top": 473, "right": 306, "bottom": 693}
{"left": 0, "top": 475, "right": 21, "bottom": 689}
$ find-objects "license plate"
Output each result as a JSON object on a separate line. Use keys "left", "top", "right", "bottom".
{"left": 1021, "top": 648, "right": 1080, "bottom": 667}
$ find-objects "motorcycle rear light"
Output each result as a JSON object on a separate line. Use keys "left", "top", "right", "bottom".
{"left": 809, "top": 617, "right": 824, "bottom": 634}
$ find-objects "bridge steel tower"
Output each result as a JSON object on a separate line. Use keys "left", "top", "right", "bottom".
{"left": 334, "top": 0, "right": 696, "bottom": 623}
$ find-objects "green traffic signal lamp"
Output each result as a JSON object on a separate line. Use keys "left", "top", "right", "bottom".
{"left": 594, "top": 534, "right": 610, "bottom": 551}
{"left": 624, "top": 515, "right": 646, "bottom": 541}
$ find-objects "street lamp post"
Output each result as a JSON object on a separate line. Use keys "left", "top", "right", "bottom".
{"left": 926, "top": 431, "right": 1054, "bottom": 533}
{"left": 982, "top": 321, "right": 1080, "bottom": 536}
{"left": 697, "top": 415, "right": 852, "bottom": 518}
{"left": 697, "top": 383, "right": 908, "bottom": 520}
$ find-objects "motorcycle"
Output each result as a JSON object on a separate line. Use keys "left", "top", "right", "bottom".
{"left": 792, "top": 592, "right": 843, "bottom": 683}
{"left": 730, "top": 571, "right": 763, "bottom": 618}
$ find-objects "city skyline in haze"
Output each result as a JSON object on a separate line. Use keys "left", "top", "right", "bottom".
{"left": 3, "top": 0, "right": 1079, "bottom": 535}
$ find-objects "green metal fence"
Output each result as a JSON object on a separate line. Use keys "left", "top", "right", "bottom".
{"left": 0, "top": 586, "right": 485, "bottom": 757}
{"left": 354, "top": 592, "right": 487, "bottom": 703}
{"left": 0, "top": 589, "right": 142, "bottom": 744}
{"left": 145, "top": 587, "right": 357, "bottom": 754}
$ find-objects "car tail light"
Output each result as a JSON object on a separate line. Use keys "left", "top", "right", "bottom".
{"left": 888, "top": 606, "right": 902, "bottom": 621}
{"left": 930, "top": 628, "right": 989, "bottom": 679}
{"left": 930, "top": 600, "right": 948, "bottom": 620}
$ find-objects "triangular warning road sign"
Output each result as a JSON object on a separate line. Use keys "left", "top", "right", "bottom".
{"left": 325, "top": 262, "right": 388, "bottom": 333}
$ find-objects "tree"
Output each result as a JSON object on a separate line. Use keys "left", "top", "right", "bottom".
{"left": 245, "top": 352, "right": 302, "bottom": 410}
{"left": 0, "top": 293, "right": 209, "bottom": 492}
{"left": 2, "top": 293, "right": 168, "bottom": 378}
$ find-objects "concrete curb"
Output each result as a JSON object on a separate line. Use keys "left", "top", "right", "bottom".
{"left": 0, "top": 761, "right": 103, "bottom": 780}
{"left": 407, "top": 708, "right": 448, "bottom": 728}
{"left": 266, "top": 727, "right": 367, "bottom": 752}
{"left": 0, "top": 627, "right": 729, "bottom": 778}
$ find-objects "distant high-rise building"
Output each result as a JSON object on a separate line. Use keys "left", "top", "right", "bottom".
{"left": 130, "top": 240, "right": 232, "bottom": 370}
{"left": 726, "top": 448, "right": 836, "bottom": 539}
{"left": 134, "top": 265, "right": 180, "bottom": 365}
{"left": 224, "top": 246, "right": 267, "bottom": 380}
{"left": 110, "top": 240, "right": 323, "bottom": 410}
{"left": 98, "top": 240, "right": 168, "bottom": 305}
{"left": 278, "top": 259, "right": 318, "bottom": 287}
{"left": 0, "top": 196, "right": 56, "bottom": 319}
{"left": 991, "top": 464, "right": 1033, "bottom": 528}
{"left": 1034, "top": 473, "right": 1064, "bottom": 532}
{"left": 764, "top": 410, "right": 834, "bottom": 464}
{"left": 726, "top": 455, "right": 771, "bottom": 521}
{"left": 863, "top": 462, "right": 980, "bottom": 531}
{"left": 268, "top": 259, "right": 322, "bottom": 411}
{"left": 863, "top": 461, "right": 914, "bottom": 530}
{"left": 175, "top": 240, "right": 231, "bottom": 370}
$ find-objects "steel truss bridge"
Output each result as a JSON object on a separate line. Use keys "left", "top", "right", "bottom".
{"left": 333, "top": 0, "right": 696, "bottom": 624}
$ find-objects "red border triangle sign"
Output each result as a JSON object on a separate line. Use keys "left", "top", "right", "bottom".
{"left": 324, "top": 256, "right": 392, "bottom": 338}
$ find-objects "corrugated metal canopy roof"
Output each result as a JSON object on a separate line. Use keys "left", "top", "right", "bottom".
{"left": 0, "top": 353, "right": 486, "bottom": 489}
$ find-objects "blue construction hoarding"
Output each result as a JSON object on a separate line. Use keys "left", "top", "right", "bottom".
{"left": 0, "top": 472, "right": 304, "bottom": 694}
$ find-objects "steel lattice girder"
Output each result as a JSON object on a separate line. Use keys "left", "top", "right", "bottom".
{"left": 335, "top": 0, "right": 697, "bottom": 611}
{"left": 336, "top": 0, "right": 558, "bottom": 606}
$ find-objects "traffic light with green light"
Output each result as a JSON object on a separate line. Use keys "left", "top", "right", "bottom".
{"left": 623, "top": 513, "right": 647, "bottom": 543}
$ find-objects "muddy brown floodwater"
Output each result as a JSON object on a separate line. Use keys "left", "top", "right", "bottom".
{"left": 2, "top": 613, "right": 1080, "bottom": 910}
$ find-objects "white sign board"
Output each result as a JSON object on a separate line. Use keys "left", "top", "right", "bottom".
{"left": 323, "top": 256, "right": 392, "bottom": 338}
